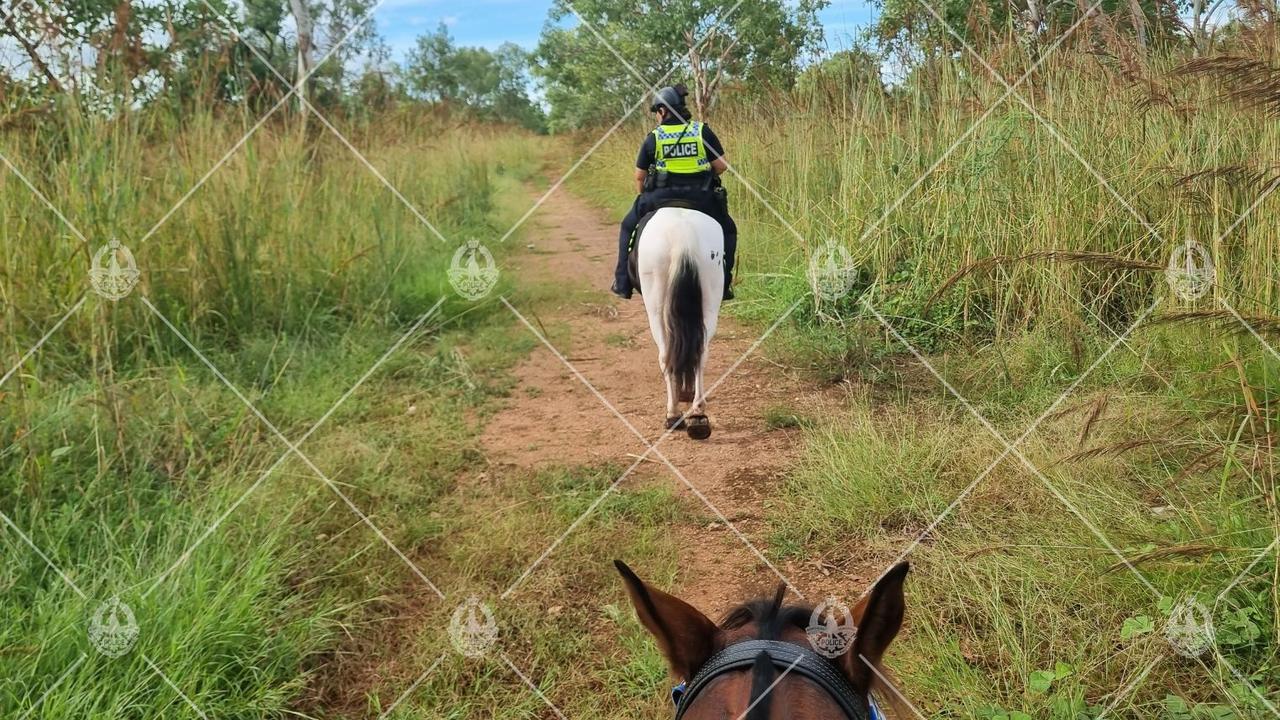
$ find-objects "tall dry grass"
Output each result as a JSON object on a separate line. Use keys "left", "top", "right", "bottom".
{"left": 567, "top": 35, "right": 1280, "bottom": 717}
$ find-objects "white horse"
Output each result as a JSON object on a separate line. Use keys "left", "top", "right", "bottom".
{"left": 636, "top": 207, "right": 724, "bottom": 439}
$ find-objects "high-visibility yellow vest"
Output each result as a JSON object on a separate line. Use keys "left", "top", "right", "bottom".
{"left": 653, "top": 122, "right": 709, "bottom": 174}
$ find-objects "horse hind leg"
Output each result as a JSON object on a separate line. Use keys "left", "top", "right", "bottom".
{"left": 657, "top": 346, "right": 683, "bottom": 429}
{"left": 685, "top": 353, "right": 711, "bottom": 440}
{"left": 663, "top": 369, "right": 685, "bottom": 430}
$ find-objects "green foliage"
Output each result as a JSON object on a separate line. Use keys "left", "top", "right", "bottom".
{"left": 403, "top": 24, "right": 546, "bottom": 131}
{"left": 0, "top": 107, "right": 545, "bottom": 717}
{"left": 2, "top": 0, "right": 381, "bottom": 111}
{"left": 535, "top": 0, "right": 828, "bottom": 130}
{"left": 870, "top": 0, "right": 1181, "bottom": 56}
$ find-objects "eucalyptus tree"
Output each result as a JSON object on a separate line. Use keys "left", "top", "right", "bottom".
{"left": 534, "top": 0, "right": 827, "bottom": 130}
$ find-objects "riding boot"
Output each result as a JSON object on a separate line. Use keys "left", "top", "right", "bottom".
{"left": 612, "top": 233, "right": 632, "bottom": 299}
{"left": 722, "top": 225, "right": 738, "bottom": 302}
{"left": 613, "top": 200, "right": 642, "bottom": 299}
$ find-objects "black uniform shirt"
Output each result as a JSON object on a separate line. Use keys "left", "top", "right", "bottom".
{"left": 635, "top": 123, "right": 726, "bottom": 170}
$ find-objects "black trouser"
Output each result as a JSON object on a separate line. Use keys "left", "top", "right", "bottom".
{"left": 615, "top": 186, "right": 737, "bottom": 291}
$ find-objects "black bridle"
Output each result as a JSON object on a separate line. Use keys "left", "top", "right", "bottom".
{"left": 672, "top": 640, "right": 874, "bottom": 720}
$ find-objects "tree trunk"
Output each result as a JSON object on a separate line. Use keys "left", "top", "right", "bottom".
{"left": 1, "top": 11, "right": 63, "bottom": 92}
{"left": 289, "top": 0, "right": 314, "bottom": 122}
{"left": 684, "top": 29, "right": 707, "bottom": 117}
{"left": 1128, "top": 0, "right": 1148, "bottom": 50}
{"left": 1024, "top": 0, "right": 1043, "bottom": 37}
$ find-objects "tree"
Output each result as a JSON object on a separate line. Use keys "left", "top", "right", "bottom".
{"left": 535, "top": 0, "right": 827, "bottom": 130}
{"left": 869, "top": 0, "right": 1183, "bottom": 55}
{"left": 0, "top": 0, "right": 381, "bottom": 112}
{"left": 403, "top": 24, "right": 545, "bottom": 130}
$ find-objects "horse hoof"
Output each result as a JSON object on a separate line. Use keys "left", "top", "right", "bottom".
{"left": 686, "top": 415, "right": 711, "bottom": 440}
{"left": 665, "top": 416, "right": 686, "bottom": 430}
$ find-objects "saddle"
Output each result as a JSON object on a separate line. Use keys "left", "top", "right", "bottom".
{"left": 626, "top": 199, "right": 702, "bottom": 295}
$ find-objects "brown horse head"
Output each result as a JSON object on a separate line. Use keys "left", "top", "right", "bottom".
{"left": 615, "top": 560, "right": 910, "bottom": 719}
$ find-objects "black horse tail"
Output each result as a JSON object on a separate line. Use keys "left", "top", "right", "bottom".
{"left": 745, "top": 650, "right": 775, "bottom": 720}
{"left": 665, "top": 242, "right": 704, "bottom": 397}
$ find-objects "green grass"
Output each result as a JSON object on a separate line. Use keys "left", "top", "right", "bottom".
{"left": 6, "top": 31, "right": 1279, "bottom": 720}
{"left": 566, "top": 37, "right": 1279, "bottom": 719}
{"left": 0, "top": 105, "right": 552, "bottom": 718}
{"left": 366, "top": 464, "right": 686, "bottom": 719}
{"left": 768, "top": 327, "right": 1277, "bottom": 717}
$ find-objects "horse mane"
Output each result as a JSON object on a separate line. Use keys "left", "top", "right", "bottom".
{"left": 719, "top": 583, "right": 813, "bottom": 639}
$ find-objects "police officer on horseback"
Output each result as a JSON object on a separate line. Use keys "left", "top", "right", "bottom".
{"left": 612, "top": 84, "right": 738, "bottom": 301}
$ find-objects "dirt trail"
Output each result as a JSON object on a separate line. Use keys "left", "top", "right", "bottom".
{"left": 486, "top": 183, "right": 861, "bottom": 613}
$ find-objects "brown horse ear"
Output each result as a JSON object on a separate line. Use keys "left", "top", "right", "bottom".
{"left": 840, "top": 561, "right": 908, "bottom": 693}
{"left": 614, "top": 560, "right": 721, "bottom": 680}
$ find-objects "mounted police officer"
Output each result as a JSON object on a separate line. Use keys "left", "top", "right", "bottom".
{"left": 612, "top": 84, "right": 738, "bottom": 301}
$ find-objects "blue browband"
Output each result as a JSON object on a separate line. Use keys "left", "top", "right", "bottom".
{"left": 669, "top": 640, "right": 878, "bottom": 719}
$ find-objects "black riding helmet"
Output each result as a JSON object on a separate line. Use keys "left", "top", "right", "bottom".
{"left": 650, "top": 85, "right": 690, "bottom": 120}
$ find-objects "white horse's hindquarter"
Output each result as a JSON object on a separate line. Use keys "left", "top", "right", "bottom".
{"left": 636, "top": 208, "right": 724, "bottom": 434}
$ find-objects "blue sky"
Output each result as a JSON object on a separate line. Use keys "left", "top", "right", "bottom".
{"left": 374, "top": 0, "right": 878, "bottom": 62}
